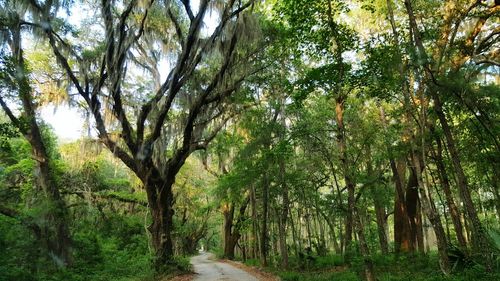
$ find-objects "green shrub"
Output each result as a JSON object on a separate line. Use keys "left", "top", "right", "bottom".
{"left": 174, "top": 256, "right": 193, "bottom": 272}
{"left": 244, "top": 258, "right": 260, "bottom": 267}
{"left": 279, "top": 271, "right": 301, "bottom": 281}
{"left": 277, "top": 270, "right": 360, "bottom": 281}
{"left": 328, "top": 271, "right": 360, "bottom": 281}
{"left": 72, "top": 232, "right": 103, "bottom": 267}
{"left": 315, "top": 254, "right": 345, "bottom": 268}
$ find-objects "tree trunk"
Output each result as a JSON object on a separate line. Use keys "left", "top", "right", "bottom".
{"left": 491, "top": 172, "right": 500, "bottom": 221}
{"left": 367, "top": 145, "right": 389, "bottom": 255}
{"left": 335, "top": 97, "right": 355, "bottom": 257}
{"left": 405, "top": 164, "right": 421, "bottom": 253}
{"left": 354, "top": 208, "right": 376, "bottom": 281}
{"left": 379, "top": 106, "right": 413, "bottom": 255}
{"left": 433, "top": 94, "right": 492, "bottom": 267}
{"left": 260, "top": 173, "right": 270, "bottom": 266}
{"left": 374, "top": 195, "right": 389, "bottom": 255}
{"left": 4, "top": 32, "right": 72, "bottom": 267}
{"left": 279, "top": 157, "right": 289, "bottom": 267}
{"left": 432, "top": 132, "right": 467, "bottom": 250}
{"left": 223, "top": 204, "right": 237, "bottom": 259}
{"left": 223, "top": 197, "right": 249, "bottom": 260}
{"left": 333, "top": 174, "right": 345, "bottom": 255}
{"left": 411, "top": 152, "right": 451, "bottom": 275}
{"left": 416, "top": 197, "right": 425, "bottom": 254}
{"left": 315, "top": 205, "right": 327, "bottom": 256}
{"left": 251, "top": 185, "right": 259, "bottom": 259}
{"left": 289, "top": 207, "right": 300, "bottom": 258}
{"left": 318, "top": 210, "right": 342, "bottom": 254}
{"left": 278, "top": 98, "right": 289, "bottom": 266}
{"left": 145, "top": 173, "right": 175, "bottom": 269}
{"left": 32, "top": 147, "right": 73, "bottom": 267}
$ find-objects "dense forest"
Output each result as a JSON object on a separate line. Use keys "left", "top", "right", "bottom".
{"left": 0, "top": 0, "right": 499, "bottom": 280}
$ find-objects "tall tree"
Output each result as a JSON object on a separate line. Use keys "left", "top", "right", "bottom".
{"left": 15, "top": 0, "right": 259, "bottom": 268}
{"left": 402, "top": 0, "right": 498, "bottom": 268}
{"left": 0, "top": 11, "right": 72, "bottom": 267}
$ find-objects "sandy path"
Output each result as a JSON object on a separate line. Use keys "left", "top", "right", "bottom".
{"left": 191, "top": 252, "right": 260, "bottom": 281}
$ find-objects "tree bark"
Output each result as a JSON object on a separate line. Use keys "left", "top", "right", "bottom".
{"left": 491, "top": 172, "right": 500, "bottom": 221}
{"left": 431, "top": 131, "right": 467, "bottom": 250}
{"left": 373, "top": 195, "right": 389, "bottom": 255}
{"left": 223, "top": 204, "right": 237, "bottom": 259}
{"left": 405, "top": 159, "right": 423, "bottom": 253}
{"left": 335, "top": 97, "right": 355, "bottom": 257}
{"left": 411, "top": 152, "right": 451, "bottom": 274}
{"left": 367, "top": 145, "right": 389, "bottom": 255}
{"left": 260, "top": 172, "right": 270, "bottom": 266}
{"left": 145, "top": 173, "right": 175, "bottom": 269}
{"left": 379, "top": 106, "right": 414, "bottom": 255}
{"left": 223, "top": 197, "right": 249, "bottom": 259}
{"left": 251, "top": 185, "right": 259, "bottom": 259}
{"left": 278, "top": 96, "right": 289, "bottom": 267}
{"left": 433, "top": 94, "right": 492, "bottom": 267}
{"left": 354, "top": 207, "right": 376, "bottom": 281}
{"left": 279, "top": 158, "right": 289, "bottom": 267}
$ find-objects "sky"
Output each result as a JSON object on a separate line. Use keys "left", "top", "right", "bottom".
{"left": 41, "top": 105, "right": 85, "bottom": 141}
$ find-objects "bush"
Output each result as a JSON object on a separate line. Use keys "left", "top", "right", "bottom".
{"left": 314, "top": 254, "right": 345, "bottom": 268}
{"left": 277, "top": 270, "right": 360, "bottom": 281}
{"left": 244, "top": 258, "right": 260, "bottom": 267}
{"left": 279, "top": 271, "right": 301, "bottom": 281}
{"left": 173, "top": 256, "right": 193, "bottom": 272}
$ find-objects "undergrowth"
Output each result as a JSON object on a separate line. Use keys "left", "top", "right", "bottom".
{"left": 258, "top": 252, "right": 500, "bottom": 281}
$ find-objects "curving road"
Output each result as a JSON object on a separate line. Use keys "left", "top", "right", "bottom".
{"left": 191, "top": 252, "right": 259, "bottom": 281}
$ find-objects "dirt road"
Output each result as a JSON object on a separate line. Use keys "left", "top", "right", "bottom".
{"left": 191, "top": 252, "right": 260, "bottom": 281}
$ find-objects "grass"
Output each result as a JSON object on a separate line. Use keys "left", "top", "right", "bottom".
{"left": 263, "top": 252, "right": 500, "bottom": 281}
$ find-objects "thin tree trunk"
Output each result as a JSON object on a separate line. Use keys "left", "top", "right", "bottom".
{"left": 491, "top": 172, "right": 500, "bottom": 221}
{"left": 260, "top": 173, "right": 270, "bottom": 266}
{"left": 289, "top": 206, "right": 300, "bottom": 257}
{"left": 279, "top": 138, "right": 289, "bottom": 267}
{"left": 335, "top": 97, "right": 355, "bottom": 257}
{"left": 416, "top": 204, "right": 425, "bottom": 254}
{"left": 305, "top": 208, "right": 313, "bottom": 250}
{"left": 297, "top": 206, "right": 303, "bottom": 253}
{"left": 433, "top": 94, "right": 492, "bottom": 266}
{"left": 430, "top": 170, "right": 452, "bottom": 245}
{"left": 403, "top": 0, "right": 492, "bottom": 266}
{"left": 379, "top": 106, "right": 413, "bottom": 254}
{"left": 333, "top": 173, "right": 345, "bottom": 255}
{"left": 411, "top": 152, "right": 451, "bottom": 275}
{"left": 405, "top": 164, "right": 421, "bottom": 253}
{"left": 315, "top": 202, "right": 327, "bottom": 256}
{"left": 431, "top": 132, "right": 467, "bottom": 250}
{"left": 354, "top": 207, "right": 376, "bottom": 281}
{"left": 330, "top": 215, "right": 341, "bottom": 254}
{"left": 251, "top": 185, "right": 259, "bottom": 259}
{"left": 374, "top": 195, "right": 389, "bottom": 255}
{"left": 367, "top": 145, "right": 389, "bottom": 255}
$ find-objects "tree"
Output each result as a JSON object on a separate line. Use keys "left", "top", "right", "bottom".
{"left": 14, "top": 0, "right": 260, "bottom": 268}
{"left": 0, "top": 11, "right": 72, "bottom": 267}
{"left": 277, "top": 0, "right": 375, "bottom": 279}
{"left": 402, "top": 0, "right": 498, "bottom": 268}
